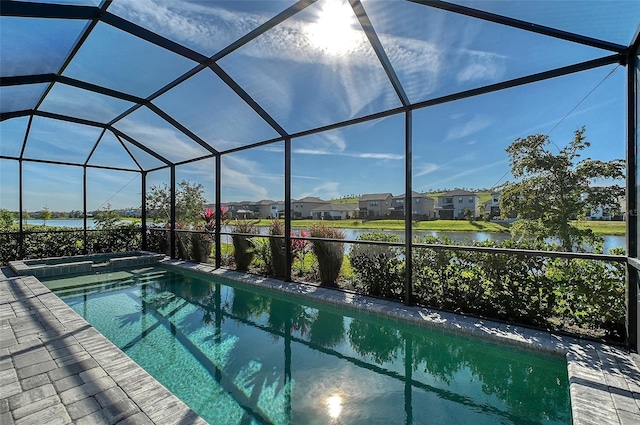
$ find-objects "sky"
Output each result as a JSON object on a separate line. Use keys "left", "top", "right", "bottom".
{"left": 0, "top": 0, "right": 637, "bottom": 212}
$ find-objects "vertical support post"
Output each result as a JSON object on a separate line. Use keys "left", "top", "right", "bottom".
{"left": 215, "top": 155, "right": 222, "bottom": 269}
{"left": 83, "top": 166, "right": 88, "bottom": 254}
{"left": 627, "top": 50, "right": 639, "bottom": 352}
{"left": 404, "top": 110, "right": 413, "bottom": 305}
{"left": 18, "top": 159, "right": 24, "bottom": 259}
{"left": 284, "top": 138, "right": 292, "bottom": 282}
{"left": 141, "top": 171, "right": 147, "bottom": 251}
{"left": 170, "top": 165, "right": 176, "bottom": 259}
{"left": 18, "top": 116, "right": 31, "bottom": 261}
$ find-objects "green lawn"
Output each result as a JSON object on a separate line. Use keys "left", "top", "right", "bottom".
{"left": 572, "top": 220, "right": 626, "bottom": 235}
{"left": 246, "top": 218, "right": 625, "bottom": 235}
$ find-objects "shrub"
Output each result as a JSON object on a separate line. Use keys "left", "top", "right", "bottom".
{"left": 232, "top": 220, "right": 258, "bottom": 271}
{"left": 309, "top": 224, "right": 345, "bottom": 287}
{"left": 349, "top": 232, "right": 404, "bottom": 300}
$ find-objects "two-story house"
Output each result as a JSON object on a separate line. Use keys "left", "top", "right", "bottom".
{"left": 291, "top": 197, "right": 330, "bottom": 219}
{"left": 483, "top": 191, "right": 501, "bottom": 218}
{"left": 358, "top": 193, "right": 393, "bottom": 218}
{"left": 391, "top": 192, "right": 436, "bottom": 219}
{"left": 437, "top": 189, "right": 480, "bottom": 220}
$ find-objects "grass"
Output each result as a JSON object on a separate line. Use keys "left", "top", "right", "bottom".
{"left": 249, "top": 218, "right": 625, "bottom": 235}
{"left": 572, "top": 220, "right": 626, "bottom": 235}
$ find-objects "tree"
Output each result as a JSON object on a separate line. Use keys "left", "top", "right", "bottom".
{"left": 146, "top": 180, "right": 207, "bottom": 224}
{"left": 0, "top": 209, "right": 13, "bottom": 230}
{"left": 462, "top": 208, "right": 474, "bottom": 223}
{"left": 500, "top": 127, "right": 624, "bottom": 252}
{"left": 94, "top": 204, "right": 121, "bottom": 229}
{"left": 40, "top": 207, "right": 52, "bottom": 226}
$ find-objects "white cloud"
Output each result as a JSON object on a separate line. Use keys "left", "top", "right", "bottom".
{"left": 456, "top": 51, "right": 507, "bottom": 84}
{"left": 296, "top": 181, "right": 341, "bottom": 200}
{"left": 446, "top": 114, "right": 494, "bottom": 141}
{"left": 292, "top": 148, "right": 402, "bottom": 160}
{"left": 418, "top": 159, "right": 509, "bottom": 190}
{"left": 415, "top": 163, "right": 440, "bottom": 177}
{"left": 116, "top": 120, "right": 210, "bottom": 162}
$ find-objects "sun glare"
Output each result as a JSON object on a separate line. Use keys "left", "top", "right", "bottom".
{"left": 326, "top": 394, "right": 343, "bottom": 419}
{"left": 306, "top": 0, "right": 358, "bottom": 55}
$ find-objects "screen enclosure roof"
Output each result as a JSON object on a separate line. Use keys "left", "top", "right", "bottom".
{"left": 1, "top": 0, "right": 639, "bottom": 172}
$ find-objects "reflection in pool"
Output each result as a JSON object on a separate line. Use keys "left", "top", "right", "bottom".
{"left": 46, "top": 266, "right": 571, "bottom": 425}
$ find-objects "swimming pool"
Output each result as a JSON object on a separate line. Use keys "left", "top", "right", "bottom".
{"left": 43, "top": 266, "right": 571, "bottom": 425}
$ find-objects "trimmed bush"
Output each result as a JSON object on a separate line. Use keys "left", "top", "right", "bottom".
{"left": 349, "top": 232, "right": 405, "bottom": 300}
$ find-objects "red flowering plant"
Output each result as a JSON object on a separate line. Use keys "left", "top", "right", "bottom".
{"left": 190, "top": 205, "right": 229, "bottom": 263}
{"left": 201, "top": 205, "right": 229, "bottom": 233}
{"left": 290, "top": 230, "right": 310, "bottom": 275}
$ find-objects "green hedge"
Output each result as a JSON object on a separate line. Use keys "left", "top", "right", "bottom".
{"left": 0, "top": 226, "right": 141, "bottom": 265}
{"left": 349, "top": 234, "right": 625, "bottom": 341}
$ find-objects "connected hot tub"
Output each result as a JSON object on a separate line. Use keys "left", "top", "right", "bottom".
{"left": 9, "top": 251, "right": 164, "bottom": 278}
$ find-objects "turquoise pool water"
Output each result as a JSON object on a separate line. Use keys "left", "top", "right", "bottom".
{"left": 44, "top": 267, "right": 571, "bottom": 425}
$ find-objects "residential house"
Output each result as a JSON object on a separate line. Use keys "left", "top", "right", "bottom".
{"left": 291, "top": 197, "right": 330, "bottom": 219}
{"left": 581, "top": 193, "right": 625, "bottom": 221}
{"left": 483, "top": 192, "right": 501, "bottom": 218}
{"left": 311, "top": 203, "right": 358, "bottom": 220}
{"left": 436, "top": 189, "right": 480, "bottom": 220}
{"left": 225, "top": 201, "right": 259, "bottom": 219}
{"left": 391, "top": 192, "right": 436, "bottom": 219}
{"left": 269, "top": 201, "right": 285, "bottom": 219}
{"left": 255, "top": 200, "right": 277, "bottom": 218}
{"left": 358, "top": 193, "right": 393, "bottom": 218}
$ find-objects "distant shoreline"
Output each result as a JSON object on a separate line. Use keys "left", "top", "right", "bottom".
{"left": 14, "top": 218, "right": 626, "bottom": 236}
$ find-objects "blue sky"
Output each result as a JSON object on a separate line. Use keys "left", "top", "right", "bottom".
{"left": 0, "top": 0, "right": 636, "bottom": 212}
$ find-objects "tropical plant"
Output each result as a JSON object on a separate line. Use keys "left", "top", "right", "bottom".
{"left": 500, "top": 127, "right": 625, "bottom": 251}
{"left": 309, "top": 224, "right": 345, "bottom": 287}
{"left": 231, "top": 220, "right": 258, "bottom": 271}
{"left": 268, "top": 219, "right": 286, "bottom": 278}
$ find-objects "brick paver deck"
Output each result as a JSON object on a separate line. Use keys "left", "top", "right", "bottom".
{"left": 2, "top": 260, "right": 640, "bottom": 424}
{"left": 0, "top": 269, "right": 206, "bottom": 425}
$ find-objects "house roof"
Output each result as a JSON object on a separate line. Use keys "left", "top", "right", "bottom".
{"left": 311, "top": 203, "right": 358, "bottom": 212}
{"left": 294, "top": 196, "right": 329, "bottom": 203}
{"left": 360, "top": 193, "right": 393, "bottom": 201}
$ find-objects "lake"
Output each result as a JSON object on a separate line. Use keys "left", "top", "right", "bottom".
{"left": 18, "top": 219, "right": 625, "bottom": 253}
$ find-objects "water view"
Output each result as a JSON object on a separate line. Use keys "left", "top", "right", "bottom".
{"left": 19, "top": 220, "right": 625, "bottom": 253}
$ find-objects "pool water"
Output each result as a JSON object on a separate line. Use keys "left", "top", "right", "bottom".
{"left": 45, "top": 267, "right": 571, "bottom": 425}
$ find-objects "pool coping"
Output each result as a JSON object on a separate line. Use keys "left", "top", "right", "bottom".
{"left": 1, "top": 260, "right": 639, "bottom": 425}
